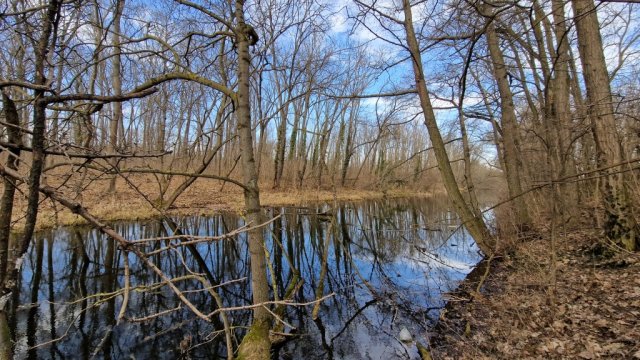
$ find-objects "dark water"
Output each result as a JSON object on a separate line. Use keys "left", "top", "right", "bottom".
{"left": 10, "top": 197, "right": 483, "bottom": 359}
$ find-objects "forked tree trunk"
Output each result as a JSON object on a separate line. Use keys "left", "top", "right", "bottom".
{"left": 484, "top": 15, "right": 532, "bottom": 231}
{"left": 550, "top": 0, "right": 578, "bottom": 206}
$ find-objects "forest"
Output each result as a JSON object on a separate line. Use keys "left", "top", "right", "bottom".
{"left": 0, "top": 0, "right": 639, "bottom": 358}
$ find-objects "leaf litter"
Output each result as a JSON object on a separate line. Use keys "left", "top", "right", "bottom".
{"left": 427, "top": 229, "right": 640, "bottom": 359}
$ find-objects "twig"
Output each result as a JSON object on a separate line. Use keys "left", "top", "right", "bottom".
{"left": 141, "top": 216, "right": 281, "bottom": 257}
{"left": 29, "top": 303, "right": 88, "bottom": 350}
{"left": 134, "top": 215, "right": 281, "bottom": 244}
{"left": 90, "top": 326, "right": 114, "bottom": 360}
{"left": 263, "top": 305, "right": 296, "bottom": 330}
{"left": 0, "top": 141, "right": 170, "bottom": 159}
{"left": 116, "top": 167, "right": 249, "bottom": 192}
{"left": 130, "top": 305, "right": 182, "bottom": 322}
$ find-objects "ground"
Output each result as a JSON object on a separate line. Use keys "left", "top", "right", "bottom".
{"left": 428, "top": 228, "right": 640, "bottom": 359}
{"left": 8, "top": 171, "right": 432, "bottom": 230}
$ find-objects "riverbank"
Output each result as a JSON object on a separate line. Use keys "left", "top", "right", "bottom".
{"left": 428, "top": 226, "right": 640, "bottom": 359}
{"left": 8, "top": 174, "right": 433, "bottom": 231}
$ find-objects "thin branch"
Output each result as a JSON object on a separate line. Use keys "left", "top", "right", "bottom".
{"left": 327, "top": 89, "right": 417, "bottom": 99}
{"left": 0, "top": 141, "right": 170, "bottom": 159}
{"left": 117, "top": 253, "right": 130, "bottom": 324}
{"left": 130, "top": 305, "right": 182, "bottom": 323}
{"left": 205, "top": 293, "right": 336, "bottom": 318}
{"left": 141, "top": 216, "right": 281, "bottom": 256}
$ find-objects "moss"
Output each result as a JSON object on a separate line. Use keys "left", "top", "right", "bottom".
{"left": 236, "top": 321, "right": 271, "bottom": 360}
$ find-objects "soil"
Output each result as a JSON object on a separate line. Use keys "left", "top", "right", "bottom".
{"left": 428, "top": 227, "right": 640, "bottom": 359}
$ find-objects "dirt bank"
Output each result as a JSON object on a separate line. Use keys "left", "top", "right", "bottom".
{"left": 428, "top": 228, "right": 640, "bottom": 359}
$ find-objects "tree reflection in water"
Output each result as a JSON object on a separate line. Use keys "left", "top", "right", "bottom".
{"left": 12, "top": 197, "right": 483, "bottom": 359}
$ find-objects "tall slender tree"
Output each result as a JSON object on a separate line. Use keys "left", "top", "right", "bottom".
{"left": 400, "top": 0, "right": 495, "bottom": 254}
{"left": 571, "top": 0, "right": 638, "bottom": 251}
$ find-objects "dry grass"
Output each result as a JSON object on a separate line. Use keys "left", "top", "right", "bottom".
{"left": 6, "top": 169, "right": 432, "bottom": 231}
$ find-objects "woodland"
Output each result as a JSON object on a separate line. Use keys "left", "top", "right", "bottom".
{"left": 0, "top": 0, "right": 639, "bottom": 359}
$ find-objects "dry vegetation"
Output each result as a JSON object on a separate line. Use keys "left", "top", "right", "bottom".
{"left": 7, "top": 169, "right": 434, "bottom": 231}
{"left": 430, "top": 227, "right": 640, "bottom": 359}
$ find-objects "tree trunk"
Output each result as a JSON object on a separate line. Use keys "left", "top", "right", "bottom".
{"left": 484, "top": 14, "right": 532, "bottom": 231}
{"left": 108, "top": 0, "right": 124, "bottom": 193}
{"left": 402, "top": 0, "right": 494, "bottom": 255}
{"left": 0, "top": 92, "right": 21, "bottom": 360}
{"left": 0, "top": 93, "right": 21, "bottom": 286}
{"left": 0, "top": 2, "right": 61, "bottom": 359}
{"left": 550, "top": 0, "right": 578, "bottom": 192}
{"left": 234, "top": 1, "right": 272, "bottom": 358}
{"left": 572, "top": 0, "right": 638, "bottom": 251}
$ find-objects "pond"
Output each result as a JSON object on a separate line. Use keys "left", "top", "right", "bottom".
{"left": 10, "top": 196, "right": 483, "bottom": 359}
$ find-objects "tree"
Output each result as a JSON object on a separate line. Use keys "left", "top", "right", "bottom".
{"left": 349, "top": 0, "right": 494, "bottom": 254}
{"left": 571, "top": 0, "right": 638, "bottom": 250}
{"left": 480, "top": 3, "right": 532, "bottom": 230}
{"left": 400, "top": 0, "right": 494, "bottom": 255}
{"left": 233, "top": 0, "right": 272, "bottom": 357}
{"left": 108, "top": 0, "right": 125, "bottom": 193}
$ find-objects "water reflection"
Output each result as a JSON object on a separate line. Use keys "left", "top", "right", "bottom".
{"left": 12, "top": 197, "right": 482, "bottom": 359}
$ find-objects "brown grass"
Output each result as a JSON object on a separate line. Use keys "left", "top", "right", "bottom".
{"left": 6, "top": 169, "right": 433, "bottom": 231}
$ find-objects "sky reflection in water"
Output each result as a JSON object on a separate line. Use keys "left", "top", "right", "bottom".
{"left": 13, "top": 197, "right": 483, "bottom": 359}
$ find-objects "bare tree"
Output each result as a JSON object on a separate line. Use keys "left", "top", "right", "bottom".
{"left": 571, "top": 0, "right": 639, "bottom": 250}
{"left": 480, "top": 3, "right": 532, "bottom": 230}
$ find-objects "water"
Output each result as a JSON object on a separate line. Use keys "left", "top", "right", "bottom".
{"left": 10, "top": 197, "right": 483, "bottom": 359}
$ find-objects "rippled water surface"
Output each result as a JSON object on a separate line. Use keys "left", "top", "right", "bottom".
{"left": 11, "top": 197, "right": 483, "bottom": 359}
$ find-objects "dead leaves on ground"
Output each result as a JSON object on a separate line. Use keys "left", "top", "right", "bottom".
{"left": 430, "top": 232, "right": 640, "bottom": 359}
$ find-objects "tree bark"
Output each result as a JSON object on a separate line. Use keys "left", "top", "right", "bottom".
{"left": 0, "top": 92, "right": 21, "bottom": 360}
{"left": 108, "top": 0, "right": 124, "bottom": 193}
{"left": 550, "top": 0, "right": 578, "bottom": 191}
{"left": 234, "top": 1, "right": 272, "bottom": 358}
{"left": 0, "top": 93, "right": 21, "bottom": 286}
{"left": 484, "top": 13, "right": 532, "bottom": 231}
{"left": 402, "top": 0, "right": 494, "bottom": 255}
{"left": 0, "top": 2, "right": 61, "bottom": 358}
{"left": 572, "top": 0, "right": 638, "bottom": 250}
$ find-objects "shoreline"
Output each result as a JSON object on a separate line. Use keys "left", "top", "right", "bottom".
{"left": 427, "top": 228, "right": 640, "bottom": 359}
{"left": 16, "top": 186, "right": 435, "bottom": 232}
